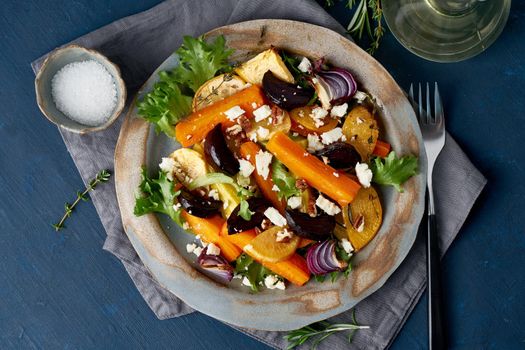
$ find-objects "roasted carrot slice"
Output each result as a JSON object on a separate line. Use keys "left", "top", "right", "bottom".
{"left": 175, "top": 85, "right": 266, "bottom": 147}
{"left": 239, "top": 141, "right": 286, "bottom": 212}
{"left": 266, "top": 132, "right": 361, "bottom": 206}
{"left": 182, "top": 211, "right": 241, "bottom": 262}
{"left": 372, "top": 140, "right": 391, "bottom": 158}
{"left": 224, "top": 228, "right": 311, "bottom": 286}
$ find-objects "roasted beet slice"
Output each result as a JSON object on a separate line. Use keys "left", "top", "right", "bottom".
{"left": 315, "top": 142, "right": 360, "bottom": 169}
{"left": 204, "top": 124, "right": 239, "bottom": 175}
{"left": 262, "top": 71, "right": 313, "bottom": 110}
{"left": 178, "top": 190, "right": 221, "bottom": 218}
{"left": 227, "top": 198, "right": 270, "bottom": 234}
{"left": 285, "top": 209, "right": 335, "bottom": 241}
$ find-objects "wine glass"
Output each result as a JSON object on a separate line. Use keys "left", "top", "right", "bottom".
{"left": 382, "top": 0, "right": 512, "bottom": 62}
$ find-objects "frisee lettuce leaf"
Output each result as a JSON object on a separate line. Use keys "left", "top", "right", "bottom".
{"left": 238, "top": 200, "right": 255, "bottom": 221}
{"left": 137, "top": 35, "right": 233, "bottom": 137}
{"left": 234, "top": 254, "right": 273, "bottom": 292}
{"left": 134, "top": 168, "right": 183, "bottom": 226}
{"left": 174, "top": 35, "right": 234, "bottom": 93}
{"left": 370, "top": 151, "right": 418, "bottom": 192}
{"left": 271, "top": 159, "right": 300, "bottom": 200}
{"left": 137, "top": 71, "right": 192, "bottom": 136}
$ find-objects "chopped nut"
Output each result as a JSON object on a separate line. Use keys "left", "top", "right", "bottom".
{"left": 353, "top": 214, "right": 365, "bottom": 232}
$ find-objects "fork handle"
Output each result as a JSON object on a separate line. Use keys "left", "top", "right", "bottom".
{"left": 427, "top": 213, "right": 446, "bottom": 350}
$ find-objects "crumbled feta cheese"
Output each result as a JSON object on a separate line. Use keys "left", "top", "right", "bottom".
{"left": 242, "top": 277, "right": 252, "bottom": 287}
{"left": 208, "top": 189, "right": 220, "bottom": 201}
{"left": 186, "top": 243, "right": 197, "bottom": 254}
{"left": 206, "top": 242, "right": 221, "bottom": 256}
{"left": 292, "top": 132, "right": 299, "bottom": 137}
{"left": 239, "top": 159, "right": 255, "bottom": 177}
{"left": 173, "top": 203, "right": 182, "bottom": 211}
{"left": 253, "top": 104, "right": 272, "bottom": 122}
{"left": 315, "top": 194, "right": 341, "bottom": 216}
{"left": 272, "top": 184, "right": 280, "bottom": 192}
{"left": 287, "top": 196, "right": 302, "bottom": 210}
{"left": 340, "top": 238, "right": 354, "bottom": 254}
{"left": 322, "top": 156, "right": 329, "bottom": 165}
{"left": 333, "top": 172, "right": 340, "bottom": 178}
{"left": 297, "top": 57, "right": 312, "bottom": 73}
{"left": 193, "top": 246, "right": 203, "bottom": 257}
{"left": 251, "top": 102, "right": 258, "bottom": 109}
{"left": 310, "top": 107, "right": 328, "bottom": 128}
{"left": 182, "top": 222, "right": 190, "bottom": 230}
{"left": 257, "top": 126, "right": 270, "bottom": 139}
{"left": 249, "top": 132, "right": 258, "bottom": 142}
{"left": 320, "top": 127, "right": 344, "bottom": 145}
{"left": 355, "top": 162, "right": 373, "bottom": 188}
{"left": 276, "top": 228, "right": 294, "bottom": 242}
{"left": 159, "top": 157, "right": 176, "bottom": 180}
{"left": 224, "top": 105, "right": 245, "bottom": 121}
{"left": 330, "top": 103, "right": 348, "bottom": 118}
{"left": 255, "top": 150, "right": 273, "bottom": 180}
{"left": 307, "top": 134, "right": 324, "bottom": 152}
{"left": 354, "top": 90, "right": 368, "bottom": 103}
{"left": 264, "top": 275, "right": 286, "bottom": 290}
{"left": 226, "top": 124, "right": 243, "bottom": 135}
{"left": 264, "top": 207, "right": 287, "bottom": 227}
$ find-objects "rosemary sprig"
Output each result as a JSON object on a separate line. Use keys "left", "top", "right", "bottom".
{"left": 52, "top": 170, "right": 111, "bottom": 231}
{"left": 325, "top": 0, "right": 385, "bottom": 55}
{"left": 284, "top": 310, "right": 370, "bottom": 349}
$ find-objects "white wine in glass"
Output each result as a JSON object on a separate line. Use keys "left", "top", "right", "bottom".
{"left": 382, "top": 0, "right": 511, "bottom": 62}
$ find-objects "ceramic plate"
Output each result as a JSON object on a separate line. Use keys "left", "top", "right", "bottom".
{"left": 114, "top": 19, "right": 426, "bottom": 331}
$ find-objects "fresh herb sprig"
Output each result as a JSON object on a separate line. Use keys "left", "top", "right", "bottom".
{"left": 53, "top": 170, "right": 111, "bottom": 231}
{"left": 326, "top": 0, "right": 384, "bottom": 54}
{"left": 285, "top": 310, "right": 370, "bottom": 349}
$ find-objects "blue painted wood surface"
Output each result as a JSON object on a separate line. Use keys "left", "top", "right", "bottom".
{"left": 1, "top": 0, "right": 524, "bottom": 349}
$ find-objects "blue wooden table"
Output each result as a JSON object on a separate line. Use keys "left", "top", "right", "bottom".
{"left": 1, "top": 1, "right": 524, "bottom": 349}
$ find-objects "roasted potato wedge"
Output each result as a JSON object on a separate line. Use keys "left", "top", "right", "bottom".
{"left": 235, "top": 48, "right": 294, "bottom": 86}
{"left": 342, "top": 105, "right": 379, "bottom": 160}
{"left": 192, "top": 74, "right": 247, "bottom": 111}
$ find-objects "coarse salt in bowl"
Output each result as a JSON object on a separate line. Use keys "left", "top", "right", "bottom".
{"left": 35, "top": 45, "right": 126, "bottom": 134}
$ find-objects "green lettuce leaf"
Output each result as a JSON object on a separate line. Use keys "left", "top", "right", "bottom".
{"left": 134, "top": 168, "right": 182, "bottom": 225}
{"left": 370, "top": 151, "right": 418, "bottom": 192}
{"left": 174, "top": 35, "right": 234, "bottom": 93}
{"left": 137, "top": 35, "right": 234, "bottom": 137}
{"left": 271, "top": 159, "right": 300, "bottom": 200}
{"left": 234, "top": 254, "right": 273, "bottom": 292}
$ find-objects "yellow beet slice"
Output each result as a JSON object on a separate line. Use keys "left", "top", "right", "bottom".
{"left": 244, "top": 226, "right": 300, "bottom": 263}
{"left": 342, "top": 105, "right": 379, "bottom": 160}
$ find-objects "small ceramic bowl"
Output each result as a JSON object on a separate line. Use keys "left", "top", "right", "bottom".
{"left": 35, "top": 44, "right": 126, "bottom": 134}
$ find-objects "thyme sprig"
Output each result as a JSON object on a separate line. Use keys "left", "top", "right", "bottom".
{"left": 326, "top": 0, "right": 384, "bottom": 54}
{"left": 52, "top": 170, "right": 111, "bottom": 231}
{"left": 284, "top": 310, "right": 370, "bottom": 349}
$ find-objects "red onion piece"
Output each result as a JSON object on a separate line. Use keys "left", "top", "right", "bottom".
{"left": 306, "top": 240, "right": 347, "bottom": 276}
{"left": 316, "top": 67, "right": 357, "bottom": 105}
{"left": 197, "top": 247, "right": 234, "bottom": 282}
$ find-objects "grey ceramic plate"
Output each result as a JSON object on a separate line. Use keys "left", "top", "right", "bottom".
{"left": 115, "top": 20, "right": 426, "bottom": 331}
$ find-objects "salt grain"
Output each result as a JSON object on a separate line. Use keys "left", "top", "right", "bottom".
{"left": 51, "top": 60, "right": 117, "bottom": 126}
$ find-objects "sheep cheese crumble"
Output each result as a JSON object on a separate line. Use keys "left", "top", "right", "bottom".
{"left": 320, "top": 127, "right": 345, "bottom": 145}
{"left": 264, "top": 207, "right": 287, "bottom": 227}
{"left": 264, "top": 275, "right": 286, "bottom": 290}
{"left": 255, "top": 150, "right": 273, "bottom": 180}
{"left": 253, "top": 104, "right": 272, "bottom": 122}
{"left": 315, "top": 194, "right": 341, "bottom": 216}
{"left": 206, "top": 242, "right": 221, "bottom": 256}
{"left": 330, "top": 103, "right": 348, "bottom": 118}
{"left": 159, "top": 157, "right": 176, "bottom": 180}
{"left": 355, "top": 162, "right": 373, "bottom": 188}
{"left": 340, "top": 238, "right": 354, "bottom": 254}
{"left": 307, "top": 134, "right": 324, "bottom": 152}
{"left": 287, "top": 196, "right": 302, "bottom": 210}
{"left": 239, "top": 159, "right": 255, "bottom": 177}
{"left": 310, "top": 106, "right": 328, "bottom": 128}
{"left": 224, "top": 105, "right": 245, "bottom": 121}
{"left": 297, "top": 57, "right": 312, "bottom": 73}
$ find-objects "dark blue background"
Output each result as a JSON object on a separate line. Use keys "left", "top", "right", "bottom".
{"left": 1, "top": 1, "right": 524, "bottom": 349}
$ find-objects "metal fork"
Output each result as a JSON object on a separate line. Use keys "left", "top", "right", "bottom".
{"left": 409, "top": 82, "right": 446, "bottom": 350}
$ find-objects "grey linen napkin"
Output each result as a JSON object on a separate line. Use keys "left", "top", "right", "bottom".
{"left": 31, "top": 0, "right": 486, "bottom": 348}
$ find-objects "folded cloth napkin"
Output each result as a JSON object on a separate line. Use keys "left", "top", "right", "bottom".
{"left": 31, "top": 0, "right": 486, "bottom": 348}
